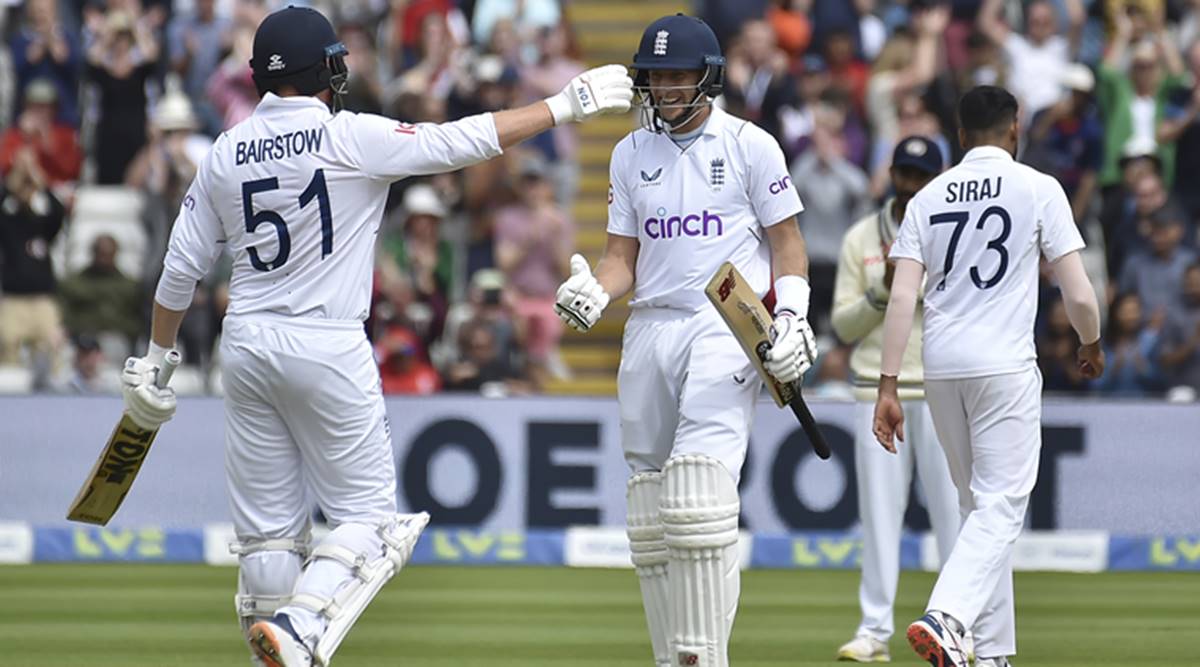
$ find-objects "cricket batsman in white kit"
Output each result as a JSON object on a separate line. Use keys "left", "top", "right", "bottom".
{"left": 873, "top": 86, "right": 1105, "bottom": 667}
{"left": 554, "top": 14, "right": 818, "bottom": 667}
{"left": 115, "top": 6, "right": 632, "bottom": 666}
{"left": 832, "top": 136, "right": 962, "bottom": 663}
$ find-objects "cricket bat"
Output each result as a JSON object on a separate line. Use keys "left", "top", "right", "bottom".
{"left": 705, "top": 262, "right": 831, "bottom": 460}
{"left": 66, "top": 349, "right": 182, "bottom": 525}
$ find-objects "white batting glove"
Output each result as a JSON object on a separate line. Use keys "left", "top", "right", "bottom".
{"left": 554, "top": 254, "right": 610, "bottom": 332}
{"left": 544, "top": 64, "right": 633, "bottom": 125}
{"left": 121, "top": 354, "right": 177, "bottom": 430}
{"left": 764, "top": 312, "right": 818, "bottom": 384}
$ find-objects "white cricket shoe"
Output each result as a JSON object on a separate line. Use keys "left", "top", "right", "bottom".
{"left": 975, "top": 658, "right": 1012, "bottom": 667}
{"left": 248, "top": 617, "right": 312, "bottom": 667}
{"left": 906, "top": 611, "right": 971, "bottom": 667}
{"left": 837, "top": 635, "right": 890, "bottom": 662}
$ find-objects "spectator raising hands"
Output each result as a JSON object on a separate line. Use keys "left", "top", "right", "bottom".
{"left": 85, "top": 10, "right": 159, "bottom": 185}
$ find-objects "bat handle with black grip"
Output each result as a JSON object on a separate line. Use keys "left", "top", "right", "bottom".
{"left": 755, "top": 341, "right": 831, "bottom": 460}
{"left": 787, "top": 385, "right": 831, "bottom": 460}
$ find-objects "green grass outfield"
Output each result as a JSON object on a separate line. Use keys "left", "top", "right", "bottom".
{"left": 0, "top": 565, "right": 1195, "bottom": 666}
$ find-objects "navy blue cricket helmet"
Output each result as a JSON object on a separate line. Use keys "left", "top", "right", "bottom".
{"left": 250, "top": 5, "right": 349, "bottom": 104}
{"left": 631, "top": 14, "right": 725, "bottom": 132}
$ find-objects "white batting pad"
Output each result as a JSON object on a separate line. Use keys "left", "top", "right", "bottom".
{"left": 285, "top": 513, "right": 429, "bottom": 666}
{"left": 231, "top": 536, "right": 309, "bottom": 643}
{"left": 661, "top": 455, "right": 741, "bottom": 667}
{"left": 627, "top": 471, "right": 671, "bottom": 667}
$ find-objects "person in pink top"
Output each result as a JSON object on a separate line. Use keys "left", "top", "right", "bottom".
{"left": 493, "top": 155, "right": 573, "bottom": 379}
{"left": 521, "top": 21, "right": 586, "bottom": 203}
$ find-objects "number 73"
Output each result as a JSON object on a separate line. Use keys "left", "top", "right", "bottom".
{"left": 930, "top": 205, "right": 1011, "bottom": 291}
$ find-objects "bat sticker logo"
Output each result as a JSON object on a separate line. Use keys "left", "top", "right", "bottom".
{"left": 717, "top": 271, "right": 735, "bottom": 302}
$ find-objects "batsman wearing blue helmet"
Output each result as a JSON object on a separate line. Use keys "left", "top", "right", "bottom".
{"left": 554, "top": 14, "right": 818, "bottom": 667}
{"left": 116, "top": 5, "right": 631, "bottom": 666}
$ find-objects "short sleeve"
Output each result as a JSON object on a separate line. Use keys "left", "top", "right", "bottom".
{"left": 888, "top": 197, "right": 926, "bottom": 265}
{"left": 743, "top": 124, "right": 804, "bottom": 227}
{"left": 606, "top": 139, "right": 638, "bottom": 237}
{"left": 1038, "top": 175, "right": 1086, "bottom": 262}
{"left": 348, "top": 112, "right": 502, "bottom": 182}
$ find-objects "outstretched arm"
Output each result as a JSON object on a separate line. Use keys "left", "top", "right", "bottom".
{"left": 1065, "top": 0, "right": 1086, "bottom": 57}
{"left": 891, "top": 6, "right": 950, "bottom": 94}
{"left": 978, "top": 0, "right": 1010, "bottom": 45}
{"left": 366, "top": 64, "right": 632, "bottom": 179}
{"left": 495, "top": 64, "right": 633, "bottom": 148}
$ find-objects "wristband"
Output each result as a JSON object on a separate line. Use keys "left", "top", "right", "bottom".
{"left": 773, "top": 274, "right": 811, "bottom": 317}
{"left": 544, "top": 95, "right": 572, "bottom": 126}
{"left": 147, "top": 341, "right": 170, "bottom": 365}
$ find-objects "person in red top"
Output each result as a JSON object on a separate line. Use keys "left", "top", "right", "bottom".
{"left": 824, "top": 28, "right": 871, "bottom": 114}
{"left": 376, "top": 326, "right": 442, "bottom": 395}
{"left": 0, "top": 79, "right": 83, "bottom": 188}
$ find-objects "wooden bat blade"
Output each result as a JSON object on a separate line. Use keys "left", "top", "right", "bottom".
{"left": 705, "top": 261, "right": 830, "bottom": 460}
{"left": 66, "top": 415, "right": 164, "bottom": 525}
{"left": 66, "top": 349, "right": 180, "bottom": 525}
{"left": 704, "top": 262, "right": 791, "bottom": 407}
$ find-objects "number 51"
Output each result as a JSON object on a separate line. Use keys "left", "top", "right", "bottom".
{"left": 242, "top": 169, "right": 333, "bottom": 271}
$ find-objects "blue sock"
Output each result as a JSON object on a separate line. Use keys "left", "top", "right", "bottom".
{"left": 271, "top": 613, "right": 303, "bottom": 644}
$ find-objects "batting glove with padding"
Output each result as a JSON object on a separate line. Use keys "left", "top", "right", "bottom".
{"left": 121, "top": 354, "right": 177, "bottom": 430}
{"left": 554, "top": 254, "right": 610, "bottom": 332}
{"left": 545, "top": 64, "right": 634, "bottom": 125}
{"left": 764, "top": 312, "right": 818, "bottom": 384}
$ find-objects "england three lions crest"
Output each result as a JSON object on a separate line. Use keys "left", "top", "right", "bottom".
{"left": 710, "top": 157, "right": 725, "bottom": 190}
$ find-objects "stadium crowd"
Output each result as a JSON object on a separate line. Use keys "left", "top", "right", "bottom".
{"left": 0, "top": 0, "right": 1197, "bottom": 400}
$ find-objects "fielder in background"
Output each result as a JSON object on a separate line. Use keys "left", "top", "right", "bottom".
{"left": 554, "top": 14, "right": 817, "bottom": 667}
{"left": 117, "top": 6, "right": 632, "bottom": 666}
{"left": 832, "top": 136, "right": 962, "bottom": 663}
{"left": 874, "top": 86, "right": 1105, "bottom": 667}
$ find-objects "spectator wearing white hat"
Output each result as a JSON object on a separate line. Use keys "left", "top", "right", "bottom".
{"left": 378, "top": 183, "right": 455, "bottom": 345}
{"left": 977, "top": 0, "right": 1085, "bottom": 122}
{"left": 127, "top": 80, "right": 214, "bottom": 200}
{"left": 126, "top": 84, "right": 222, "bottom": 375}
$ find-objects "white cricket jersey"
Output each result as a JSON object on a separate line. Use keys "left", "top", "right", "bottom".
{"left": 607, "top": 106, "right": 804, "bottom": 311}
{"left": 155, "top": 93, "right": 501, "bottom": 321}
{"left": 889, "top": 146, "right": 1084, "bottom": 380}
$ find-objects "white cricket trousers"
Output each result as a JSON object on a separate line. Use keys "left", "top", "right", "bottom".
{"left": 924, "top": 367, "right": 1043, "bottom": 659}
{"left": 617, "top": 306, "right": 760, "bottom": 478}
{"left": 221, "top": 314, "right": 397, "bottom": 541}
{"left": 854, "top": 400, "right": 960, "bottom": 643}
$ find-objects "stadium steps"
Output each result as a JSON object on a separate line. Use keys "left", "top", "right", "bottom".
{"left": 547, "top": 0, "right": 685, "bottom": 396}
